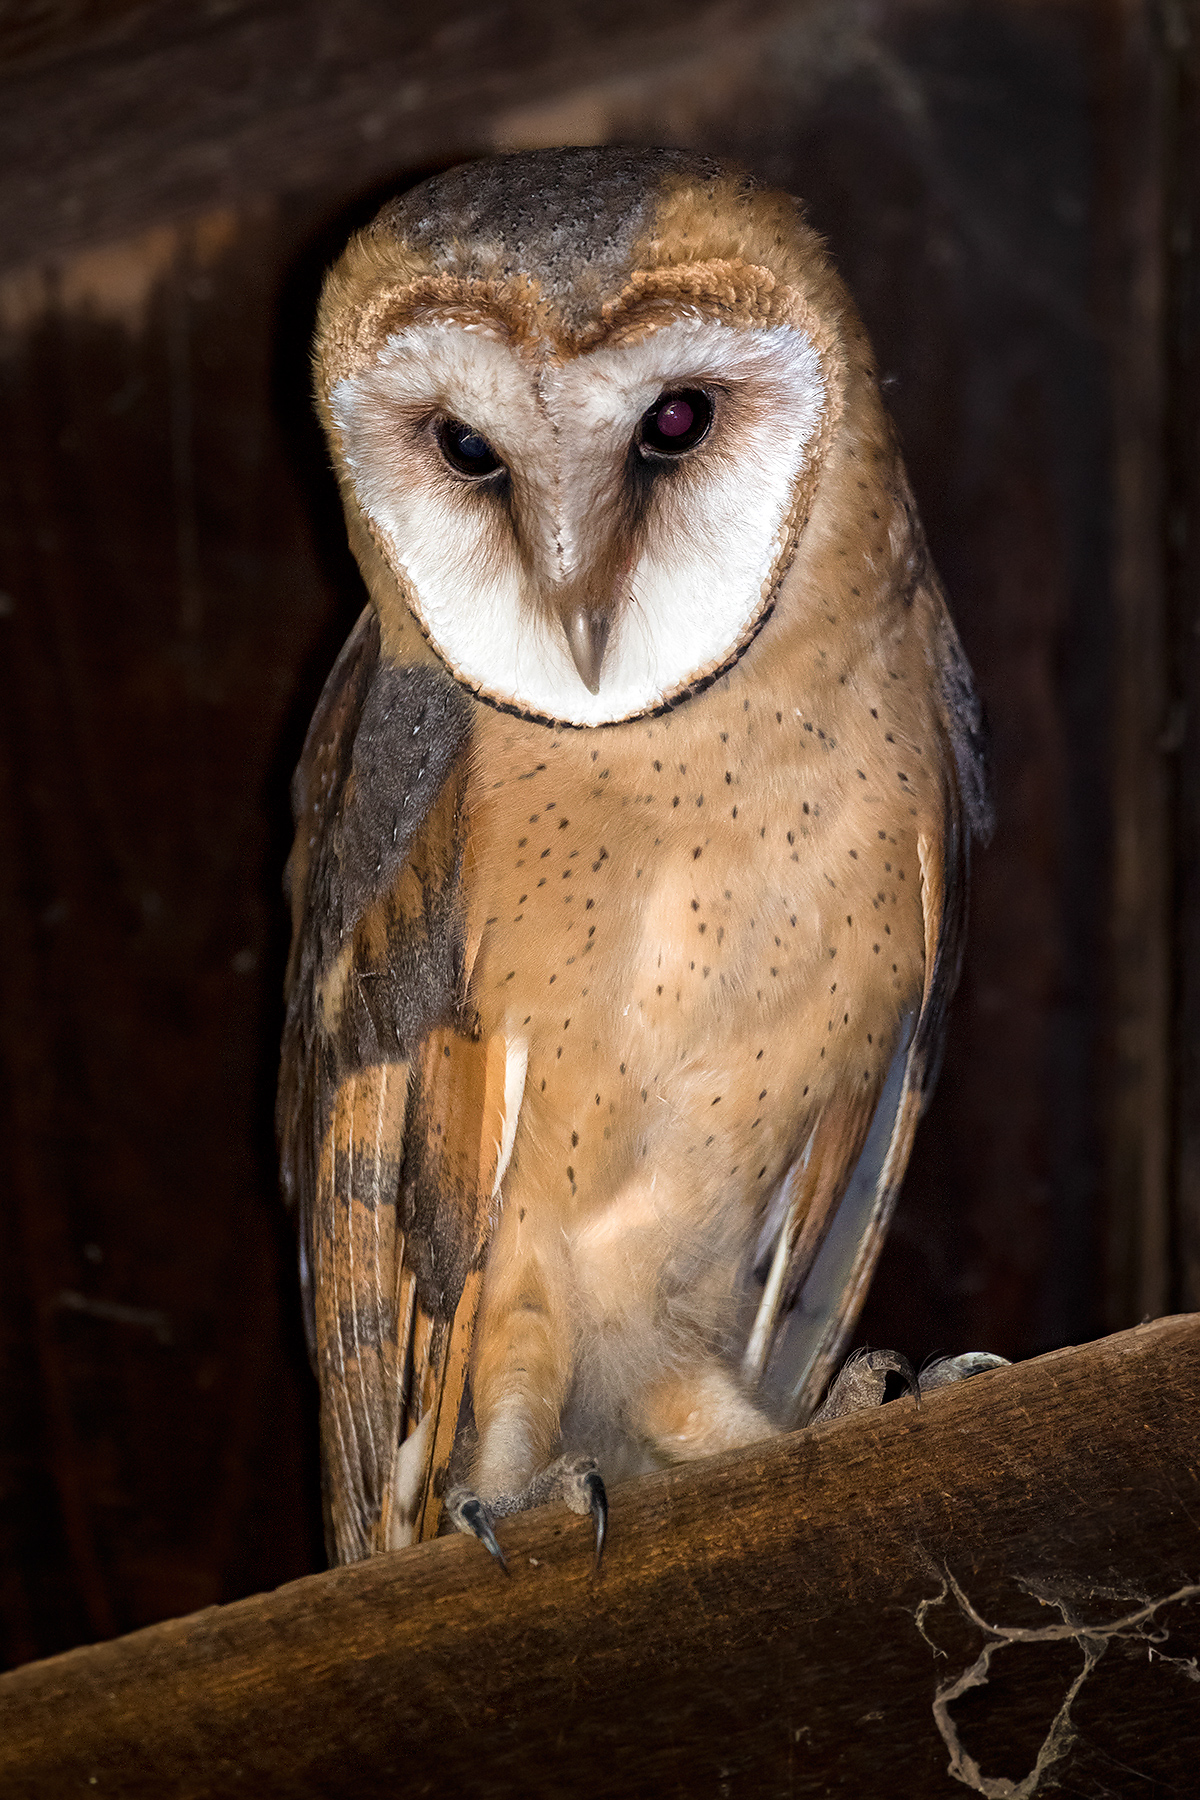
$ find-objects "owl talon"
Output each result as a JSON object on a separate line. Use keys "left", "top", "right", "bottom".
{"left": 557, "top": 1454, "right": 604, "bottom": 1569}
{"left": 583, "top": 1469, "right": 607, "bottom": 1568}
{"left": 464, "top": 1499, "right": 508, "bottom": 1573}
{"left": 891, "top": 1350, "right": 920, "bottom": 1403}
{"left": 546, "top": 1453, "right": 608, "bottom": 1561}
{"left": 447, "top": 1488, "right": 509, "bottom": 1573}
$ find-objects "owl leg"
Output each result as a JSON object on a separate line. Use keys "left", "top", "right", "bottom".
{"left": 445, "top": 1229, "right": 607, "bottom": 1564}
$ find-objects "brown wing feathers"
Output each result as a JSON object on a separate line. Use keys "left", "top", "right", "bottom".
{"left": 278, "top": 607, "right": 380, "bottom": 1365}
{"left": 278, "top": 609, "right": 505, "bottom": 1561}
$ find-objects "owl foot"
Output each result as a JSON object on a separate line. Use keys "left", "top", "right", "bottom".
{"left": 446, "top": 1454, "right": 608, "bottom": 1570}
{"left": 811, "top": 1346, "right": 1011, "bottom": 1427}
{"left": 919, "top": 1350, "right": 1010, "bottom": 1391}
{"left": 811, "top": 1346, "right": 919, "bottom": 1423}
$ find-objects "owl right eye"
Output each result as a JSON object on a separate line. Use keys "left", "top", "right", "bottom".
{"left": 436, "top": 418, "right": 504, "bottom": 479}
{"left": 637, "top": 389, "right": 713, "bottom": 458}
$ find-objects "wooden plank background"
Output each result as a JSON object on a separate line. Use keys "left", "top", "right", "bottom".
{"left": 0, "top": 0, "right": 1194, "bottom": 1668}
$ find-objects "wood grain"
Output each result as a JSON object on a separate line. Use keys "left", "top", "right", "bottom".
{"left": 1168, "top": 0, "right": 1200, "bottom": 1317}
{"left": 0, "top": 0, "right": 790, "bottom": 276}
{"left": 1, "top": 1317, "right": 1196, "bottom": 1798}
{"left": 1100, "top": 0, "right": 1172, "bottom": 1331}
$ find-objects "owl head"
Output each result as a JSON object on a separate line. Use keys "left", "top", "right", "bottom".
{"left": 315, "top": 147, "right": 873, "bottom": 728}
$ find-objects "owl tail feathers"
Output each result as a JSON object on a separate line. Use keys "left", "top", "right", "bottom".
{"left": 744, "top": 1019, "right": 920, "bottom": 1429}
{"left": 314, "top": 1061, "right": 411, "bottom": 1567}
{"left": 742, "top": 1080, "right": 883, "bottom": 1392}
{"left": 371, "top": 1030, "right": 525, "bottom": 1555}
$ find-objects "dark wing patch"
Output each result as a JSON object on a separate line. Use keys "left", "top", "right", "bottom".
{"left": 278, "top": 604, "right": 380, "bottom": 1347}
{"left": 276, "top": 608, "right": 494, "bottom": 1562}
{"left": 278, "top": 609, "right": 472, "bottom": 1350}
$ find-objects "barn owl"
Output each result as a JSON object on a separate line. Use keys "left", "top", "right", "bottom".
{"left": 277, "top": 147, "right": 992, "bottom": 1568}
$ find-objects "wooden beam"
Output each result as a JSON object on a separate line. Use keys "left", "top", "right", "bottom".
{"left": 1, "top": 1317, "right": 1197, "bottom": 1797}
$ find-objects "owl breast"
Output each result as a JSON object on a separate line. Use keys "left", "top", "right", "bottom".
{"left": 463, "top": 625, "right": 930, "bottom": 1245}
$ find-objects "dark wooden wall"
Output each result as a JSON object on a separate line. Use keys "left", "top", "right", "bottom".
{"left": 0, "top": 0, "right": 1193, "bottom": 1668}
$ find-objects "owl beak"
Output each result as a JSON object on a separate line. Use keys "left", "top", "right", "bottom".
{"left": 564, "top": 605, "right": 612, "bottom": 696}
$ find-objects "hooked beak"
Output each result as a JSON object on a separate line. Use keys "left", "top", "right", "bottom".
{"left": 564, "top": 605, "right": 612, "bottom": 696}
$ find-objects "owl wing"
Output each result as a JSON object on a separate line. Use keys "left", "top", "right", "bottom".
{"left": 748, "top": 581, "right": 992, "bottom": 1425}
{"left": 278, "top": 608, "right": 515, "bottom": 1562}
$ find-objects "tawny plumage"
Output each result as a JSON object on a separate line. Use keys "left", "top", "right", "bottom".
{"left": 277, "top": 147, "right": 991, "bottom": 1566}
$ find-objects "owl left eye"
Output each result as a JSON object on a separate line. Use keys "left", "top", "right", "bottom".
{"left": 638, "top": 389, "right": 713, "bottom": 458}
{"left": 437, "top": 418, "right": 504, "bottom": 478}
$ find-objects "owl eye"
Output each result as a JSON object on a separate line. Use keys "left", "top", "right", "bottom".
{"left": 638, "top": 389, "right": 713, "bottom": 458}
{"left": 437, "top": 418, "right": 504, "bottom": 478}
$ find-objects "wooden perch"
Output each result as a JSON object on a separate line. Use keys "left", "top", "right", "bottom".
{"left": 2, "top": 1317, "right": 1197, "bottom": 1797}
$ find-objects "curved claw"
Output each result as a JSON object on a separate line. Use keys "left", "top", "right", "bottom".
{"left": 583, "top": 1469, "right": 607, "bottom": 1569}
{"left": 460, "top": 1497, "right": 509, "bottom": 1575}
{"left": 887, "top": 1350, "right": 920, "bottom": 1407}
{"left": 812, "top": 1345, "right": 920, "bottom": 1424}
